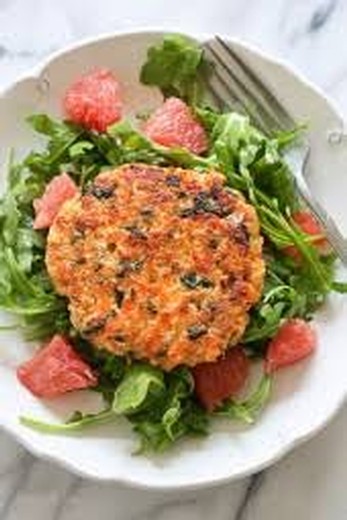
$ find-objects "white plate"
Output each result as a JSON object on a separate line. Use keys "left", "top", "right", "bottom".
{"left": 1, "top": 29, "right": 347, "bottom": 490}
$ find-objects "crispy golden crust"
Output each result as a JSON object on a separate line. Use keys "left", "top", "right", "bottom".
{"left": 46, "top": 164, "right": 265, "bottom": 370}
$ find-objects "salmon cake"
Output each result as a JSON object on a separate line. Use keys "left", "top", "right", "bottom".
{"left": 46, "top": 164, "right": 265, "bottom": 370}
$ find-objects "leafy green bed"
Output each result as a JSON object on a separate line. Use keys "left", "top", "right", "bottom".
{"left": 0, "top": 35, "right": 345, "bottom": 452}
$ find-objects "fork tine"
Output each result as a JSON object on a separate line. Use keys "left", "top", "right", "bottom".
{"left": 204, "top": 42, "right": 278, "bottom": 134}
{"left": 202, "top": 74, "right": 233, "bottom": 113}
{"left": 215, "top": 36, "right": 296, "bottom": 129}
{"left": 203, "top": 51, "right": 252, "bottom": 114}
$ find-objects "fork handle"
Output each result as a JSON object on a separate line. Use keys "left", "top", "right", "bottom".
{"left": 295, "top": 176, "right": 347, "bottom": 266}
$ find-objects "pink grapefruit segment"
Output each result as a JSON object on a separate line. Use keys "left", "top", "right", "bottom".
{"left": 33, "top": 173, "right": 78, "bottom": 230}
{"left": 63, "top": 68, "right": 122, "bottom": 132}
{"left": 17, "top": 335, "right": 97, "bottom": 398}
{"left": 144, "top": 97, "right": 208, "bottom": 154}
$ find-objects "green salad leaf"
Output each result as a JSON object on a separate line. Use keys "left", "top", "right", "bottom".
{"left": 25, "top": 115, "right": 83, "bottom": 179}
{"left": 0, "top": 153, "right": 69, "bottom": 339}
{"left": 217, "top": 375, "right": 272, "bottom": 423}
{"left": 205, "top": 111, "right": 297, "bottom": 210}
{"left": 129, "top": 368, "right": 209, "bottom": 452}
{"left": 140, "top": 34, "right": 208, "bottom": 104}
{"left": 20, "top": 409, "right": 114, "bottom": 433}
{"left": 112, "top": 364, "right": 165, "bottom": 415}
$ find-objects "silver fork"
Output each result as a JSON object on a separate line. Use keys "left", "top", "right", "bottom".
{"left": 203, "top": 36, "right": 347, "bottom": 265}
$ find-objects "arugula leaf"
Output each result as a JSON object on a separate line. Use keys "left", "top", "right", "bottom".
{"left": 20, "top": 409, "right": 114, "bottom": 433}
{"left": 108, "top": 120, "right": 209, "bottom": 168}
{"left": 0, "top": 151, "right": 70, "bottom": 340}
{"left": 206, "top": 111, "right": 297, "bottom": 210}
{"left": 107, "top": 120, "right": 165, "bottom": 165}
{"left": 161, "top": 368, "right": 193, "bottom": 440}
{"left": 140, "top": 34, "right": 208, "bottom": 104}
{"left": 194, "top": 105, "right": 221, "bottom": 134}
{"left": 332, "top": 281, "right": 347, "bottom": 293}
{"left": 132, "top": 401, "right": 209, "bottom": 454}
{"left": 131, "top": 420, "right": 173, "bottom": 453}
{"left": 217, "top": 375, "right": 272, "bottom": 423}
{"left": 112, "top": 364, "right": 165, "bottom": 415}
{"left": 27, "top": 113, "right": 69, "bottom": 136}
{"left": 69, "top": 141, "right": 95, "bottom": 159}
{"left": 25, "top": 115, "right": 83, "bottom": 178}
{"left": 245, "top": 260, "right": 309, "bottom": 347}
{"left": 251, "top": 148, "right": 297, "bottom": 211}
{"left": 129, "top": 368, "right": 208, "bottom": 453}
{"left": 258, "top": 203, "right": 333, "bottom": 295}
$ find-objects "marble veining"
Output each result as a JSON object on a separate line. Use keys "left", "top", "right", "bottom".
{"left": 0, "top": 0, "right": 347, "bottom": 518}
{"left": 233, "top": 473, "right": 265, "bottom": 520}
{"left": 0, "top": 453, "right": 35, "bottom": 519}
{"left": 307, "top": 0, "right": 338, "bottom": 32}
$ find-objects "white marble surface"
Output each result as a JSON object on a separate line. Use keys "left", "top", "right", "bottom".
{"left": 1, "top": 0, "right": 347, "bottom": 518}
